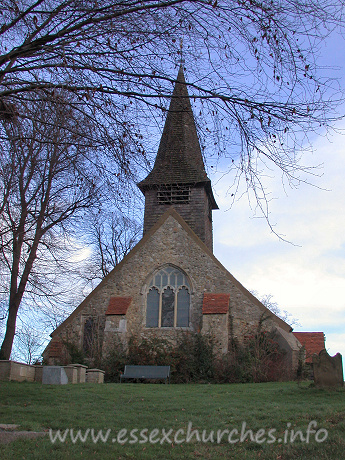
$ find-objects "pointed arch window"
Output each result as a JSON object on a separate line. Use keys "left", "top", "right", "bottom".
{"left": 146, "top": 266, "right": 190, "bottom": 328}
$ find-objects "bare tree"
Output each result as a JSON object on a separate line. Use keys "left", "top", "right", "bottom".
{"left": 0, "top": 91, "right": 141, "bottom": 359}
{"left": 1, "top": 0, "right": 345, "bottom": 359}
{"left": 0, "top": 298, "right": 7, "bottom": 342}
{"left": 81, "top": 210, "right": 142, "bottom": 282}
{"left": 1, "top": 1, "right": 344, "bottom": 182}
{"left": 253, "top": 291, "right": 300, "bottom": 328}
{"left": 12, "top": 322, "right": 46, "bottom": 364}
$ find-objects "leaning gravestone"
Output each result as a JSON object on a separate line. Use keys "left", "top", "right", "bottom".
{"left": 42, "top": 366, "right": 68, "bottom": 385}
{"left": 312, "top": 349, "right": 344, "bottom": 388}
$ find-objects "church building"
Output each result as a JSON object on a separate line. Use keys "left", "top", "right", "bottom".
{"left": 43, "top": 66, "right": 303, "bottom": 376}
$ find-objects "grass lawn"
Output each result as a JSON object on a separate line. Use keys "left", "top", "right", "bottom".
{"left": 0, "top": 381, "right": 344, "bottom": 459}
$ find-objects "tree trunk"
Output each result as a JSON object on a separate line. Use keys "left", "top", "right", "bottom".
{"left": 0, "top": 299, "right": 20, "bottom": 360}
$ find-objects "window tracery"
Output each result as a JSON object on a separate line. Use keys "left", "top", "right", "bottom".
{"left": 146, "top": 266, "right": 190, "bottom": 328}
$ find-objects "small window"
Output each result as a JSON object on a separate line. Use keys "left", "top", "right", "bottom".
{"left": 83, "top": 317, "right": 95, "bottom": 354}
{"left": 146, "top": 266, "right": 190, "bottom": 328}
{"left": 157, "top": 184, "right": 191, "bottom": 204}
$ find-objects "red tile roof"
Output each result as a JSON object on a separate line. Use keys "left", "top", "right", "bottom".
{"left": 202, "top": 293, "right": 230, "bottom": 314}
{"left": 105, "top": 297, "right": 132, "bottom": 315}
{"left": 293, "top": 332, "right": 325, "bottom": 363}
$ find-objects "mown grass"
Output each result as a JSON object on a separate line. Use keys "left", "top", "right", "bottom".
{"left": 0, "top": 381, "right": 344, "bottom": 459}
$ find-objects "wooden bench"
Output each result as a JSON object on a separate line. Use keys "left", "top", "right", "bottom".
{"left": 120, "top": 365, "right": 170, "bottom": 384}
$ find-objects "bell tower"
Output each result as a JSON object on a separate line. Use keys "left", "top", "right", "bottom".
{"left": 137, "top": 65, "right": 218, "bottom": 252}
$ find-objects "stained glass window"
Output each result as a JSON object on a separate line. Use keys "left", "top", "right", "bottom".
{"left": 177, "top": 287, "right": 190, "bottom": 327}
{"left": 146, "top": 288, "right": 160, "bottom": 327}
{"left": 146, "top": 266, "right": 190, "bottom": 328}
{"left": 161, "top": 287, "right": 175, "bottom": 327}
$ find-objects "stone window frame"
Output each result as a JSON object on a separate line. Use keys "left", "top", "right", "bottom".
{"left": 145, "top": 265, "right": 191, "bottom": 329}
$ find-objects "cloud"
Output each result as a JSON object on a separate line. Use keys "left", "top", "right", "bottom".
{"left": 325, "top": 332, "right": 345, "bottom": 357}
{"left": 212, "top": 123, "right": 345, "bottom": 363}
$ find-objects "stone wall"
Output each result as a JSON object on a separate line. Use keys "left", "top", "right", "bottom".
{"left": 273, "top": 326, "right": 302, "bottom": 377}
{"left": 47, "top": 209, "right": 292, "bottom": 369}
{"left": 0, "top": 360, "right": 36, "bottom": 382}
{"left": 202, "top": 313, "right": 229, "bottom": 354}
{"left": 143, "top": 186, "right": 213, "bottom": 251}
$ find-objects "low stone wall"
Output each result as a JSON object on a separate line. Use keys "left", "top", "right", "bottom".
{"left": 86, "top": 369, "right": 105, "bottom": 383}
{"left": 0, "top": 361, "right": 98, "bottom": 384}
{"left": 66, "top": 364, "right": 88, "bottom": 383}
{"left": 0, "top": 360, "right": 36, "bottom": 382}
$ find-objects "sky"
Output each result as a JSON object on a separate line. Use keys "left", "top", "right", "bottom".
{"left": 212, "top": 122, "right": 345, "bottom": 364}
{"left": 5, "top": 16, "right": 345, "bottom": 372}
{"left": 11, "top": 126, "right": 345, "bottom": 366}
{"left": 209, "top": 28, "right": 345, "bottom": 367}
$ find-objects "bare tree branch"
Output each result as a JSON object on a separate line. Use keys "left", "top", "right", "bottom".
{"left": 1, "top": 0, "right": 345, "bottom": 358}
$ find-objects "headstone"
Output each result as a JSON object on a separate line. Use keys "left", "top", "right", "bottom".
{"left": 312, "top": 349, "right": 344, "bottom": 388}
{"left": 86, "top": 369, "right": 105, "bottom": 383}
{"left": 42, "top": 366, "right": 68, "bottom": 385}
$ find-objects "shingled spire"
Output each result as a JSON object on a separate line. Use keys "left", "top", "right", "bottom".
{"left": 138, "top": 65, "right": 218, "bottom": 252}
{"left": 138, "top": 65, "right": 211, "bottom": 187}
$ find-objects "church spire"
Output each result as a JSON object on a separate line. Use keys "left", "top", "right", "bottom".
{"left": 138, "top": 66, "right": 218, "bottom": 251}
{"left": 138, "top": 65, "right": 212, "bottom": 189}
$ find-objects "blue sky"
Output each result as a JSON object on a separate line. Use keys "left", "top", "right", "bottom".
{"left": 208, "top": 26, "right": 345, "bottom": 367}
{"left": 11, "top": 125, "right": 344, "bottom": 365}
{"left": 212, "top": 120, "right": 345, "bottom": 363}
{"left": 7, "top": 20, "right": 345, "bottom": 369}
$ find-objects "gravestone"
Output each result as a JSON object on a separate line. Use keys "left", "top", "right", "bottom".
{"left": 42, "top": 366, "right": 68, "bottom": 385}
{"left": 312, "top": 349, "right": 344, "bottom": 388}
{"left": 0, "top": 360, "right": 35, "bottom": 382}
